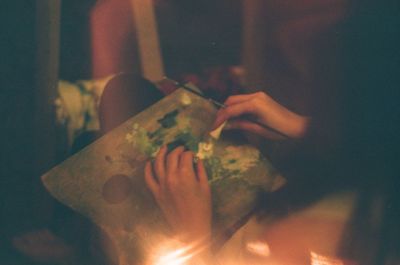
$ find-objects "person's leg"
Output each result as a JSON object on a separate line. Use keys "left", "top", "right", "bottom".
{"left": 99, "top": 73, "right": 164, "bottom": 133}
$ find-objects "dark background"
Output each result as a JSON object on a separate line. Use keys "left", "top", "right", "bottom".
{"left": 1, "top": 0, "right": 399, "bottom": 264}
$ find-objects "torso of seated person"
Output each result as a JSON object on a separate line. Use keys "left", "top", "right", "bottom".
{"left": 90, "top": 0, "right": 242, "bottom": 79}
{"left": 89, "top": 0, "right": 345, "bottom": 77}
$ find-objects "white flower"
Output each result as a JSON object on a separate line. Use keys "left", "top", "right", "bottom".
{"left": 196, "top": 141, "right": 214, "bottom": 159}
{"left": 180, "top": 93, "right": 192, "bottom": 106}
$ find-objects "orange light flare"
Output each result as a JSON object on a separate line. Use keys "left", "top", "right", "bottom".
{"left": 310, "top": 251, "right": 344, "bottom": 265}
{"left": 154, "top": 247, "right": 193, "bottom": 265}
{"left": 245, "top": 240, "right": 271, "bottom": 257}
{"left": 149, "top": 238, "right": 209, "bottom": 265}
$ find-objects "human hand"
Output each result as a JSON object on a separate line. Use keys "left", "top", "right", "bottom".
{"left": 211, "top": 92, "right": 310, "bottom": 139}
{"left": 145, "top": 146, "right": 212, "bottom": 243}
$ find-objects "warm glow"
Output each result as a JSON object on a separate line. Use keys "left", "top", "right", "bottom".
{"left": 246, "top": 240, "right": 271, "bottom": 257}
{"left": 154, "top": 247, "right": 194, "bottom": 265}
{"left": 150, "top": 238, "right": 208, "bottom": 265}
{"left": 310, "top": 251, "right": 344, "bottom": 265}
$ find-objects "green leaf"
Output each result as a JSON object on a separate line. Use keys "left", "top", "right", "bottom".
{"left": 157, "top": 109, "right": 179, "bottom": 128}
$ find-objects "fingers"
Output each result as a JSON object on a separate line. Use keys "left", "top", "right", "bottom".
{"left": 224, "top": 93, "right": 258, "bottom": 106}
{"left": 212, "top": 100, "right": 258, "bottom": 130}
{"left": 145, "top": 161, "right": 159, "bottom": 195}
{"left": 166, "top": 146, "right": 185, "bottom": 182}
{"left": 179, "top": 151, "right": 196, "bottom": 180}
{"left": 147, "top": 146, "right": 209, "bottom": 194}
{"left": 226, "top": 120, "right": 286, "bottom": 140}
{"left": 154, "top": 146, "right": 168, "bottom": 185}
{"left": 196, "top": 159, "right": 209, "bottom": 189}
{"left": 211, "top": 91, "right": 307, "bottom": 139}
{"left": 211, "top": 94, "right": 257, "bottom": 131}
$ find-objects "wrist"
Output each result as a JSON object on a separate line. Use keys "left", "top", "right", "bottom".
{"left": 261, "top": 97, "right": 311, "bottom": 139}
{"left": 290, "top": 115, "right": 310, "bottom": 139}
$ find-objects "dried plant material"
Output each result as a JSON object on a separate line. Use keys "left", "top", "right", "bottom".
{"left": 42, "top": 88, "right": 283, "bottom": 265}
{"left": 209, "top": 121, "right": 226, "bottom": 139}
